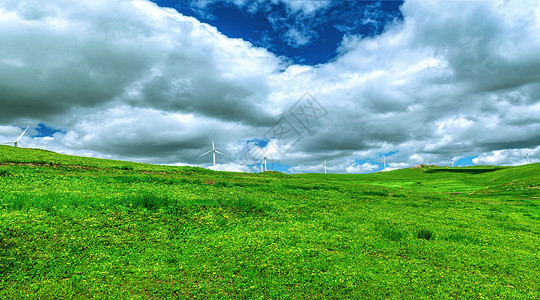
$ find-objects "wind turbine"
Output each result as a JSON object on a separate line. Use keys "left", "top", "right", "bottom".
{"left": 260, "top": 154, "right": 267, "bottom": 172}
{"left": 324, "top": 159, "right": 327, "bottom": 174}
{"left": 525, "top": 154, "right": 530, "bottom": 164}
{"left": 2, "top": 127, "right": 28, "bottom": 147}
{"left": 382, "top": 157, "right": 387, "bottom": 170}
{"left": 199, "top": 138, "right": 225, "bottom": 171}
{"left": 451, "top": 159, "right": 454, "bottom": 167}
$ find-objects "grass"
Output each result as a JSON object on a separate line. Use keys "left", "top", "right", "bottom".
{"left": 1, "top": 145, "right": 539, "bottom": 298}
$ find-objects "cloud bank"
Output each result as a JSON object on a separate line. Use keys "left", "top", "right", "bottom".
{"left": 1, "top": 0, "right": 539, "bottom": 172}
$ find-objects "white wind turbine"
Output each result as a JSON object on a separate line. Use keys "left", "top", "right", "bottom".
{"left": 2, "top": 127, "right": 28, "bottom": 147}
{"left": 525, "top": 153, "right": 530, "bottom": 164}
{"left": 199, "top": 138, "right": 226, "bottom": 171}
{"left": 382, "top": 157, "right": 387, "bottom": 170}
{"left": 260, "top": 153, "right": 267, "bottom": 172}
{"left": 324, "top": 159, "right": 327, "bottom": 174}
{"left": 451, "top": 159, "right": 454, "bottom": 167}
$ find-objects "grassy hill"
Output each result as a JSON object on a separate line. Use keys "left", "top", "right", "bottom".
{"left": 1, "top": 145, "right": 539, "bottom": 299}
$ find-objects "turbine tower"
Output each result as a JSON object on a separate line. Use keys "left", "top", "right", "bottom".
{"left": 2, "top": 127, "right": 28, "bottom": 147}
{"left": 451, "top": 159, "right": 454, "bottom": 167}
{"left": 382, "top": 157, "right": 387, "bottom": 170}
{"left": 260, "top": 154, "right": 267, "bottom": 172}
{"left": 324, "top": 159, "right": 327, "bottom": 174}
{"left": 199, "top": 138, "right": 225, "bottom": 171}
{"left": 526, "top": 154, "right": 530, "bottom": 164}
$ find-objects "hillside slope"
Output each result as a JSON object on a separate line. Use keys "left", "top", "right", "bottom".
{"left": 1, "top": 146, "right": 539, "bottom": 299}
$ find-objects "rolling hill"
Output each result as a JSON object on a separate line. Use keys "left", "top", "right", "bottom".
{"left": 1, "top": 145, "right": 539, "bottom": 299}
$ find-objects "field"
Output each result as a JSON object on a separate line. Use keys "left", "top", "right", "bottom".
{"left": 1, "top": 145, "right": 539, "bottom": 299}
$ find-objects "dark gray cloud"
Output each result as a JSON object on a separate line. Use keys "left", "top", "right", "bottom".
{"left": 0, "top": 0, "right": 281, "bottom": 127}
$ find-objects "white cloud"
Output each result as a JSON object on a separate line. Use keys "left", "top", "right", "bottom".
{"left": 473, "top": 148, "right": 539, "bottom": 166}
{"left": 0, "top": 126, "right": 23, "bottom": 136}
{"left": 345, "top": 162, "right": 379, "bottom": 174}
{"left": 281, "top": 0, "right": 331, "bottom": 14}
{"left": 190, "top": 0, "right": 331, "bottom": 15}
{"left": 473, "top": 150, "right": 507, "bottom": 166}
{"left": 283, "top": 27, "right": 315, "bottom": 48}
{"left": 387, "top": 162, "right": 410, "bottom": 170}
{"left": 212, "top": 162, "right": 256, "bottom": 172}
{"left": 1, "top": 0, "right": 539, "bottom": 172}
{"left": 288, "top": 163, "right": 325, "bottom": 174}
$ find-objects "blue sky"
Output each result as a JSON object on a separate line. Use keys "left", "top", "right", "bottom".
{"left": 1, "top": 0, "right": 539, "bottom": 173}
{"left": 33, "top": 123, "right": 64, "bottom": 138}
{"left": 151, "top": 0, "right": 403, "bottom": 65}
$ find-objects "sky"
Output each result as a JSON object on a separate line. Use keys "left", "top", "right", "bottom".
{"left": 1, "top": 0, "right": 539, "bottom": 173}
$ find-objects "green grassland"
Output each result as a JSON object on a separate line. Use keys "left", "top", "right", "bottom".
{"left": 1, "top": 145, "right": 539, "bottom": 299}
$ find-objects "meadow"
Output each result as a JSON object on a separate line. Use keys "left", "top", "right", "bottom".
{"left": 1, "top": 145, "right": 539, "bottom": 299}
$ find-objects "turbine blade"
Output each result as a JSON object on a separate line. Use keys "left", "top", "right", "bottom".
{"left": 212, "top": 138, "right": 215, "bottom": 150}
{"left": 199, "top": 150, "right": 212, "bottom": 157}
{"left": 215, "top": 150, "right": 226, "bottom": 156}
{"left": 16, "top": 127, "right": 28, "bottom": 142}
